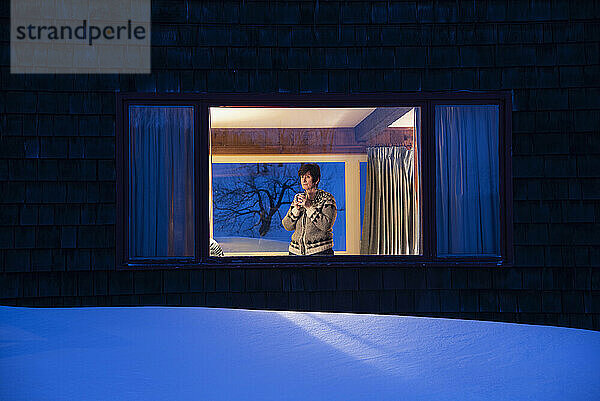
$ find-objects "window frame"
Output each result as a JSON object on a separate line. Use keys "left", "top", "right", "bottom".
{"left": 210, "top": 154, "right": 364, "bottom": 256}
{"left": 116, "top": 92, "right": 513, "bottom": 269}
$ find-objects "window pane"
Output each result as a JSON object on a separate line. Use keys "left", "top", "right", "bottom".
{"left": 129, "top": 106, "right": 195, "bottom": 258}
{"left": 212, "top": 162, "right": 346, "bottom": 255}
{"left": 210, "top": 107, "right": 421, "bottom": 256}
{"left": 435, "top": 105, "right": 500, "bottom": 256}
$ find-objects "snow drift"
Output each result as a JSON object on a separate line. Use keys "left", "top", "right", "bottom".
{"left": 1, "top": 306, "right": 599, "bottom": 400}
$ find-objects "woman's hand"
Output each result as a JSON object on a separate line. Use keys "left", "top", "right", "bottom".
{"left": 294, "top": 193, "right": 306, "bottom": 208}
{"left": 297, "top": 194, "right": 313, "bottom": 208}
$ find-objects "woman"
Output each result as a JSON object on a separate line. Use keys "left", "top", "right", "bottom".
{"left": 282, "top": 163, "right": 337, "bottom": 255}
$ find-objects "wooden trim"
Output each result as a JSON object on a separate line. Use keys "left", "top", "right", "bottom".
{"left": 498, "top": 101, "right": 507, "bottom": 263}
{"left": 115, "top": 93, "right": 125, "bottom": 267}
{"left": 117, "top": 91, "right": 512, "bottom": 104}
{"left": 423, "top": 100, "right": 435, "bottom": 258}
{"left": 199, "top": 103, "right": 210, "bottom": 261}
{"left": 413, "top": 108, "right": 422, "bottom": 255}
{"left": 345, "top": 159, "right": 362, "bottom": 254}
{"left": 119, "top": 257, "right": 504, "bottom": 270}
{"left": 503, "top": 93, "right": 514, "bottom": 265}
{"left": 115, "top": 99, "right": 202, "bottom": 267}
{"left": 212, "top": 145, "right": 368, "bottom": 154}
{"left": 354, "top": 107, "right": 413, "bottom": 141}
{"left": 210, "top": 127, "right": 414, "bottom": 154}
{"left": 211, "top": 154, "right": 367, "bottom": 163}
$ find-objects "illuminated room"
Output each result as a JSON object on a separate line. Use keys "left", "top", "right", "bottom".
{"left": 209, "top": 106, "right": 421, "bottom": 256}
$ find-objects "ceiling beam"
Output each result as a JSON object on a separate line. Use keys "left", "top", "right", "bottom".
{"left": 354, "top": 107, "right": 413, "bottom": 142}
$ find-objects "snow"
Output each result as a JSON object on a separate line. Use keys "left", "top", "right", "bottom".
{"left": 1, "top": 306, "right": 599, "bottom": 401}
{"left": 216, "top": 236, "right": 290, "bottom": 253}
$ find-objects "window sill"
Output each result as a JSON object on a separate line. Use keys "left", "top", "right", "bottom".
{"left": 120, "top": 256, "right": 508, "bottom": 270}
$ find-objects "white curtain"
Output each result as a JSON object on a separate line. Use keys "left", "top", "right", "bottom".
{"left": 361, "top": 146, "right": 420, "bottom": 255}
{"left": 129, "top": 106, "right": 195, "bottom": 258}
{"left": 436, "top": 105, "right": 500, "bottom": 256}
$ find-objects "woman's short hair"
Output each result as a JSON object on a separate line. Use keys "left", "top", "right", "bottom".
{"left": 298, "top": 163, "right": 320, "bottom": 186}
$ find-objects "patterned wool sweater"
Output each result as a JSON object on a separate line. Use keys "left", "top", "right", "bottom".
{"left": 282, "top": 189, "right": 337, "bottom": 255}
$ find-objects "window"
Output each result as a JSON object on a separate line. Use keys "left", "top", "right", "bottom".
{"left": 435, "top": 105, "right": 500, "bottom": 256}
{"left": 211, "top": 159, "right": 349, "bottom": 255}
{"left": 209, "top": 106, "right": 421, "bottom": 256}
{"left": 116, "top": 93, "right": 512, "bottom": 266}
{"left": 126, "top": 105, "right": 195, "bottom": 260}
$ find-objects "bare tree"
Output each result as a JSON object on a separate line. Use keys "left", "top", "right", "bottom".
{"left": 213, "top": 163, "right": 298, "bottom": 236}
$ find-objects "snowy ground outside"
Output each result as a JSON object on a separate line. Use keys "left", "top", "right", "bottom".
{"left": 1, "top": 306, "right": 599, "bottom": 400}
{"left": 216, "top": 236, "right": 290, "bottom": 253}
